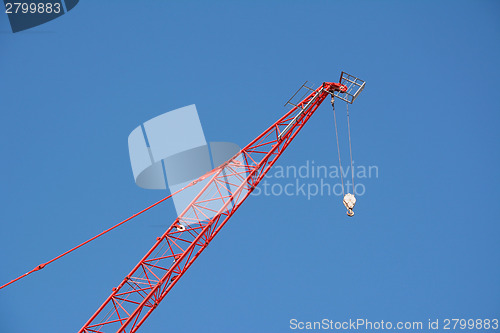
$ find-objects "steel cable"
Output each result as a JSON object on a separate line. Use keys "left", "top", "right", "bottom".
{"left": 332, "top": 97, "right": 345, "bottom": 197}
{"left": 346, "top": 102, "right": 355, "bottom": 191}
{"left": 0, "top": 165, "right": 223, "bottom": 291}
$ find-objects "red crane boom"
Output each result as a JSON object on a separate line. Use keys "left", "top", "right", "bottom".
{"left": 79, "top": 80, "right": 349, "bottom": 333}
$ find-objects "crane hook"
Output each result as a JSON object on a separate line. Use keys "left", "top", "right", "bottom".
{"left": 343, "top": 193, "right": 356, "bottom": 217}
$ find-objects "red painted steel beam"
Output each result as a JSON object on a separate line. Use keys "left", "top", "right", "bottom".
{"left": 79, "top": 81, "right": 346, "bottom": 333}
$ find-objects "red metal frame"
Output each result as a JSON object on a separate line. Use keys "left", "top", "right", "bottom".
{"left": 79, "top": 81, "right": 346, "bottom": 333}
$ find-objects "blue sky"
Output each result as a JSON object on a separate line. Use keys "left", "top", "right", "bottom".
{"left": 1, "top": 1, "right": 499, "bottom": 332}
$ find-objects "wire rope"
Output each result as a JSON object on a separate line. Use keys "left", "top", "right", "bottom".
{"left": 331, "top": 97, "right": 345, "bottom": 197}
{"left": 0, "top": 164, "right": 223, "bottom": 291}
{"left": 346, "top": 102, "right": 355, "bottom": 191}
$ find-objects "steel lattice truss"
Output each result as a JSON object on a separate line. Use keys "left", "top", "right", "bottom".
{"left": 79, "top": 81, "right": 346, "bottom": 333}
